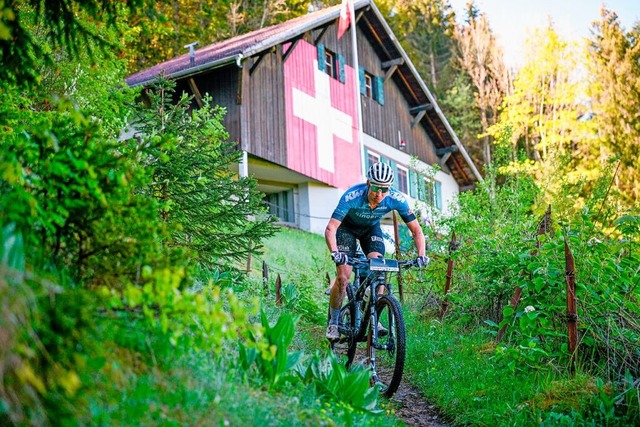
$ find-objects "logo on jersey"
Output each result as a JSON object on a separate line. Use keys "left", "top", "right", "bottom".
{"left": 388, "top": 191, "right": 407, "bottom": 203}
{"left": 344, "top": 189, "right": 365, "bottom": 202}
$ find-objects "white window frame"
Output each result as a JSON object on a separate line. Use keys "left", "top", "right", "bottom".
{"left": 364, "top": 73, "right": 373, "bottom": 98}
{"left": 367, "top": 151, "right": 380, "bottom": 166}
{"left": 396, "top": 164, "right": 409, "bottom": 195}
{"left": 324, "top": 51, "right": 334, "bottom": 78}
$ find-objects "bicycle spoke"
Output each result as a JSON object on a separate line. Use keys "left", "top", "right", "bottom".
{"left": 330, "top": 301, "right": 357, "bottom": 366}
{"left": 371, "top": 295, "right": 406, "bottom": 397}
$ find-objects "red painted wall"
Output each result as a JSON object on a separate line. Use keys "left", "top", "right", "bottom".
{"left": 284, "top": 40, "right": 362, "bottom": 189}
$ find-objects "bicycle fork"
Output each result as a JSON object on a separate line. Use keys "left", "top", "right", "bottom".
{"left": 367, "top": 296, "right": 395, "bottom": 386}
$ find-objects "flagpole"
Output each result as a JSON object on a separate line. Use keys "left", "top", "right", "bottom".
{"left": 349, "top": 0, "right": 366, "bottom": 180}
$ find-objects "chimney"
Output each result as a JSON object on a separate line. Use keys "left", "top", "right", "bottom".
{"left": 184, "top": 41, "right": 200, "bottom": 65}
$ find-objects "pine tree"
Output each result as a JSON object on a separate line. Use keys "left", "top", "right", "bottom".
{"left": 379, "top": 0, "right": 457, "bottom": 98}
{"left": 587, "top": 7, "right": 640, "bottom": 205}
{"left": 130, "top": 76, "right": 277, "bottom": 266}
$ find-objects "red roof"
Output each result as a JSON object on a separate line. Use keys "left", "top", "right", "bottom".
{"left": 126, "top": 4, "right": 342, "bottom": 87}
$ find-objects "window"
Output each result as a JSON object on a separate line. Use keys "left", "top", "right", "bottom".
{"left": 396, "top": 166, "right": 408, "bottom": 194}
{"left": 415, "top": 179, "right": 442, "bottom": 209}
{"left": 358, "top": 67, "right": 384, "bottom": 105}
{"left": 317, "top": 44, "right": 345, "bottom": 83}
{"left": 324, "top": 50, "right": 334, "bottom": 78}
{"left": 433, "top": 181, "right": 442, "bottom": 210}
{"left": 417, "top": 177, "right": 429, "bottom": 203}
{"left": 366, "top": 151, "right": 380, "bottom": 171}
{"left": 265, "top": 190, "right": 294, "bottom": 223}
{"left": 364, "top": 73, "right": 373, "bottom": 97}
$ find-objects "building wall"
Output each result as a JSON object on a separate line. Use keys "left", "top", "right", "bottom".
{"left": 175, "top": 66, "right": 242, "bottom": 143}
{"left": 363, "top": 134, "right": 459, "bottom": 215}
{"left": 303, "top": 182, "right": 343, "bottom": 235}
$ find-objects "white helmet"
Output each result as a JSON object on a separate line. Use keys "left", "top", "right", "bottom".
{"left": 367, "top": 162, "right": 394, "bottom": 185}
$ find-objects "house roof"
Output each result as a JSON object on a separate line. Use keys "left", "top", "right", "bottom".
{"left": 125, "top": 0, "right": 482, "bottom": 187}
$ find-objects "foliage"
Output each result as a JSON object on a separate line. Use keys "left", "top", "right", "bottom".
{"left": 378, "top": 0, "right": 457, "bottom": 98}
{"left": 0, "top": 84, "right": 177, "bottom": 285}
{"left": 404, "top": 316, "right": 639, "bottom": 426}
{"left": 300, "top": 353, "right": 381, "bottom": 413}
{"left": 453, "top": 7, "right": 510, "bottom": 166}
{"left": 128, "top": 75, "right": 277, "bottom": 267}
{"left": 238, "top": 309, "right": 302, "bottom": 389}
{"left": 0, "top": 0, "right": 146, "bottom": 86}
{"left": 587, "top": 8, "right": 640, "bottom": 205}
{"left": 0, "top": 224, "right": 99, "bottom": 425}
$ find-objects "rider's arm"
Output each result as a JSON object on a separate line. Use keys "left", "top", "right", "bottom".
{"left": 406, "top": 219, "right": 426, "bottom": 257}
{"left": 325, "top": 218, "right": 342, "bottom": 252}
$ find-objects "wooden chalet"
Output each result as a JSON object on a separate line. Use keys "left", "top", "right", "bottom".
{"left": 125, "top": 0, "right": 482, "bottom": 236}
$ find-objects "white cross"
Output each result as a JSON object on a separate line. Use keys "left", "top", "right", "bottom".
{"left": 292, "top": 60, "right": 353, "bottom": 173}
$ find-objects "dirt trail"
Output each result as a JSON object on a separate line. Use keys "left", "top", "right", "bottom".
{"left": 348, "top": 345, "right": 450, "bottom": 427}
{"left": 387, "top": 379, "right": 450, "bottom": 427}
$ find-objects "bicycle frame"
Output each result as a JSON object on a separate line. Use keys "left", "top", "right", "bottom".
{"left": 332, "top": 256, "right": 414, "bottom": 397}
{"left": 351, "top": 258, "right": 399, "bottom": 343}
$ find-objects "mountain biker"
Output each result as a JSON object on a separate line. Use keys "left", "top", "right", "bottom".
{"left": 325, "top": 162, "right": 429, "bottom": 341}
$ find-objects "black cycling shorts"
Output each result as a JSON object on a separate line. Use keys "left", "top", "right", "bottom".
{"left": 335, "top": 222, "right": 386, "bottom": 257}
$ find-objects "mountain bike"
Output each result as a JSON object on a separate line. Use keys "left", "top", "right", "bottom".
{"left": 329, "top": 254, "right": 416, "bottom": 397}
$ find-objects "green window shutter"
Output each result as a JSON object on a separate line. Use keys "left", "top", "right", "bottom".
{"left": 434, "top": 181, "right": 442, "bottom": 210}
{"left": 359, "top": 66, "right": 366, "bottom": 95}
{"left": 365, "top": 149, "right": 371, "bottom": 171}
{"left": 337, "top": 54, "right": 345, "bottom": 83}
{"left": 375, "top": 76, "right": 385, "bottom": 105}
{"left": 409, "top": 170, "right": 418, "bottom": 198}
{"left": 388, "top": 159, "right": 398, "bottom": 180}
{"left": 317, "top": 44, "right": 326, "bottom": 72}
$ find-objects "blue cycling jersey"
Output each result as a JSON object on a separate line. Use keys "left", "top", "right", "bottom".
{"left": 331, "top": 183, "right": 417, "bottom": 227}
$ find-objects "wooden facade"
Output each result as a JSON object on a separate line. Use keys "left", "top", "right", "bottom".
{"left": 126, "top": 0, "right": 482, "bottom": 232}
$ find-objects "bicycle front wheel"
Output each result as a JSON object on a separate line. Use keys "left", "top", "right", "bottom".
{"left": 372, "top": 294, "right": 406, "bottom": 397}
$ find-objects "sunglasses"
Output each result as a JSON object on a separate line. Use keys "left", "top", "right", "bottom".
{"left": 370, "top": 184, "right": 390, "bottom": 193}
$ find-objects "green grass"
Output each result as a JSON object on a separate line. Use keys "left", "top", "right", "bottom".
{"left": 71, "top": 226, "right": 403, "bottom": 426}
{"left": 255, "top": 227, "right": 639, "bottom": 426}
{"left": 54, "top": 226, "right": 635, "bottom": 426}
{"left": 402, "top": 308, "right": 639, "bottom": 426}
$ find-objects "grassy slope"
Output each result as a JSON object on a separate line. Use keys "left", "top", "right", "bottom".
{"left": 86, "top": 226, "right": 635, "bottom": 425}
{"left": 78, "top": 226, "right": 401, "bottom": 426}
{"left": 262, "top": 227, "right": 639, "bottom": 426}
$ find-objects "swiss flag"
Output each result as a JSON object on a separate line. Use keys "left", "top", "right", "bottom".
{"left": 337, "top": 0, "right": 352, "bottom": 39}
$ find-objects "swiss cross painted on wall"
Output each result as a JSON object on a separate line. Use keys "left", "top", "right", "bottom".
{"left": 283, "top": 40, "right": 362, "bottom": 189}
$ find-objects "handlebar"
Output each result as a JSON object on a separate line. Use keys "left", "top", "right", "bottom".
{"left": 347, "top": 256, "right": 418, "bottom": 271}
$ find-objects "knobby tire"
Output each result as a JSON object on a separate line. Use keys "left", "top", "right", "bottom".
{"left": 373, "top": 294, "right": 406, "bottom": 397}
{"left": 329, "top": 285, "right": 356, "bottom": 365}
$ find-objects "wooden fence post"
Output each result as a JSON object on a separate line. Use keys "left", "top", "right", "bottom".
{"left": 441, "top": 231, "right": 457, "bottom": 319}
{"left": 392, "top": 211, "right": 404, "bottom": 302}
{"left": 275, "top": 274, "right": 282, "bottom": 305}
{"left": 564, "top": 236, "right": 578, "bottom": 374}
{"left": 497, "top": 205, "right": 553, "bottom": 341}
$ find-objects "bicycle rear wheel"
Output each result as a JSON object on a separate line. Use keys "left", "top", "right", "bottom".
{"left": 372, "top": 294, "right": 405, "bottom": 397}
{"left": 330, "top": 301, "right": 357, "bottom": 366}
{"left": 328, "top": 286, "right": 357, "bottom": 366}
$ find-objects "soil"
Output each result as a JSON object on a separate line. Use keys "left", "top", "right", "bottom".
{"left": 345, "top": 345, "right": 451, "bottom": 427}
{"left": 387, "top": 378, "right": 450, "bottom": 427}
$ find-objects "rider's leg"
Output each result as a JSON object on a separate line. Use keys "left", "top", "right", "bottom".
{"left": 329, "top": 265, "right": 351, "bottom": 319}
{"left": 361, "top": 223, "right": 387, "bottom": 296}
{"left": 326, "top": 226, "right": 356, "bottom": 340}
{"left": 361, "top": 226, "right": 389, "bottom": 336}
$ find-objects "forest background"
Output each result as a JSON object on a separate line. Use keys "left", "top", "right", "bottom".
{"left": 1, "top": 0, "right": 639, "bottom": 425}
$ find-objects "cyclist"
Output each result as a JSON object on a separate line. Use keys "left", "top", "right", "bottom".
{"left": 325, "top": 162, "right": 429, "bottom": 341}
